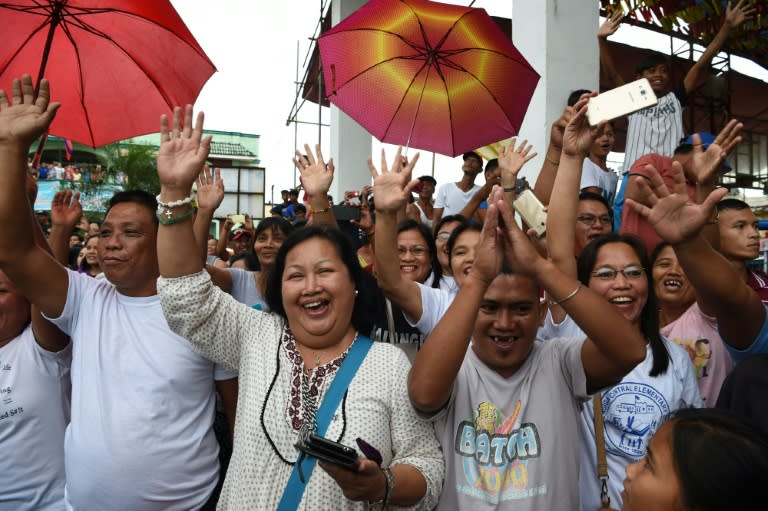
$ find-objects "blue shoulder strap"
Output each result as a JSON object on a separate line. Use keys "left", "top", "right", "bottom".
{"left": 276, "top": 335, "right": 373, "bottom": 511}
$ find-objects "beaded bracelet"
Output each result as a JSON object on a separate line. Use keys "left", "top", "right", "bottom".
{"left": 548, "top": 282, "right": 582, "bottom": 306}
{"left": 156, "top": 205, "right": 195, "bottom": 225}
{"left": 156, "top": 193, "right": 193, "bottom": 209}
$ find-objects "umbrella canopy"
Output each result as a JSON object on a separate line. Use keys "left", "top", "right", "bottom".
{"left": 318, "top": 0, "right": 539, "bottom": 157}
{"left": 0, "top": 0, "right": 215, "bottom": 147}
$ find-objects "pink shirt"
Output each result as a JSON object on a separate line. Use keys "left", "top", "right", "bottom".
{"left": 661, "top": 302, "right": 734, "bottom": 406}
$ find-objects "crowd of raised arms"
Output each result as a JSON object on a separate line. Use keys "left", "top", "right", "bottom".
{"left": 1, "top": 3, "right": 768, "bottom": 511}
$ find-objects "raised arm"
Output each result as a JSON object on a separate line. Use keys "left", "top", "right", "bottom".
{"left": 597, "top": 9, "right": 626, "bottom": 88}
{"left": 194, "top": 165, "right": 223, "bottom": 263}
{"left": 547, "top": 96, "right": 601, "bottom": 283}
{"left": 48, "top": 189, "right": 81, "bottom": 266}
{"left": 533, "top": 105, "right": 574, "bottom": 205}
{"left": 625, "top": 162, "right": 764, "bottom": 351}
{"left": 370, "top": 147, "right": 423, "bottom": 319}
{"left": 193, "top": 165, "right": 238, "bottom": 292}
{"left": 155, "top": 105, "right": 212, "bottom": 278}
{"left": 28, "top": 178, "right": 70, "bottom": 351}
{"left": 409, "top": 198, "right": 502, "bottom": 413}
{"left": 0, "top": 75, "right": 68, "bottom": 318}
{"left": 683, "top": 1, "right": 754, "bottom": 94}
{"left": 293, "top": 144, "right": 337, "bottom": 227}
{"left": 496, "top": 191, "right": 646, "bottom": 392}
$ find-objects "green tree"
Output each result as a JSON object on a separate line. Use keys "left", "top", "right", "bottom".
{"left": 100, "top": 142, "right": 159, "bottom": 194}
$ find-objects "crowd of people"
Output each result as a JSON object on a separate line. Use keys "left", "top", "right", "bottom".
{"left": 2, "top": 2, "right": 768, "bottom": 510}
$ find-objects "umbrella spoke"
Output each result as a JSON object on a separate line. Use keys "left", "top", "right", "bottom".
{"left": 0, "top": 19, "right": 49, "bottom": 75}
{"left": 323, "top": 27, "right": 428, "bottom": 56}
{"left": 382, "top": 60, "right": 432, "bottom": 142}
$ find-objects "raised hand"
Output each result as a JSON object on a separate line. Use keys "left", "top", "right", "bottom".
{"left": 563, "top": 94, "right": 602, "bottom": 158}
{"left": 724, "top": 0, "right": 755, "bottom": 29}
{"left": 493, "top": 187, "right": 547, "bottom": 277}
{"left": 597, "top": 9, "right": 623, "bottom": 39}
{"left": 156, "top": 105, "right": 212, "bottom": 195}
{"left": 625, "top": 162, "right": 728, "bottom": 245}
{"left": 498, "top": 138, "right": 537, "bottom": 179}
{"left": 549, "top": 105, "right": 574, "bottom": 150}
{"left": 196, "top": 165, "right": 224, "bottom": 211}
{"left": 688, "top": 120, "right": 742, "bottom": 185}
{"left": 368, "top": 146, "right": 420, "bottom": 214}
{"left": 50, "top": 189, "right": 83, "bottom": 229}
{"left": 0, "top": 75, "right": 60, "bottom": 148}
{"left": 293, "top": 144, "right": 334, "bottom": 199}
{"left": 469, "top": 190, "right": 503, "bottom": 285}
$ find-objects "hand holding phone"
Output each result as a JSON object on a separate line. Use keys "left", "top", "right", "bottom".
{"left": 586, "top": 78, "right": 658, "bottom": 126}
{"left": 512, "top": 189, "right": 547, "bottom": 238}
{"left": 295, "top": 433, "right": 359, "bottom": 471}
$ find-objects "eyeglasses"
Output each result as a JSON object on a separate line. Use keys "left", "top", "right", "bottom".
{"left": 577, "top": 214, "right": 612, "bottom": 226}
{"left": 397, "top": 246, "right": 428, "bottom": 257}
{"left": 591, "top": 266, "right": 645, "bottom": 280}
{"left": 436, "top": 232, "right": 452, "bottom": 241}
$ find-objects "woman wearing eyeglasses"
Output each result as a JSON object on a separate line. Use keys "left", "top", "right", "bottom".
{"left": 543, "top": 94, "right": 702, "bottom": 511}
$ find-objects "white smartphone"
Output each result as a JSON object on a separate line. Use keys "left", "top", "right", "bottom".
{"left": 586, "top": 78, "right": 658, "bottom": 126}
{"left": 512, "top": 189, "right": 547, "bottom": 238}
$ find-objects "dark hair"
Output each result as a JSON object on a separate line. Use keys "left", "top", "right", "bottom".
{"left": 635, "top": 51, "right": 668, "bottom": 76}
{"left": 293, "top": 203, "right": 307, "bottom": 213}
{"left": 249, "top": 217, "right": 294, "bottom": 271}
{"left": 577, "top": 233, "right": 668, "bottom": 376}
{"left": 484, "top": 158, "right": 499, "bottom": 174}
{"left": 579, "top": 190, "right": 613, "bottom": 223}
{"left": 397, "top": 218, "right": 441, "bottom": 288}
{"left": 434, "top": 214, "right": 467, "bottom": 235}
{"left": 254, "top": 216, "right": 294, "bottom": 239}
{"left": 228, "top": 251, "right": 259, "bottom": 271}
{"left": 106, "top": 190, "right": 159, "bottom": 226}
{"left": 447, "top": 223, "right": 482, "bottom": 273}
{"left": 666, "top": 408, "right": 768, "bottom": 511}
{"left": 567, "top": 89, "right": 591, "bottom": 107}
{"left": 68, "top": 244, "right": 83, "bottom": 271}
{"left": 265, "top": 225, "right": 375, "bottom": 334}
{"left": 78, "top": 233, "right": 100, "bottom": 274}
{"left": 462, "top": 151, "right": 482, "bottom": 163}
{"left": 650, "top": 241, "right": 671, "bottom": 265}
{"left": 417, "top": 175, "right": 437, "bottom": 186}
{"left": 715, "top": 198, "right": 751, "bottom": 213}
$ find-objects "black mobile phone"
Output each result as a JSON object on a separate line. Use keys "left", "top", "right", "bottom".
{"left": 332, "top": 204, "right": 361, "bottom": 222}
{"left": 296, "top": 433, "right": 359, "bottom": 471}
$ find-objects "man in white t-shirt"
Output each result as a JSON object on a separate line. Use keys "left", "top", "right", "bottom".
{"left": 409, "top": 193, "right": 647, "bottom": 510}
{"left": 0, "top": 77, "right": 236, "bottom": 511}
{"left": 0, "top": 269, "right": 71, "bottom": 511}
{"left": 432, "top": 151, "right": 484, "bottom": 227}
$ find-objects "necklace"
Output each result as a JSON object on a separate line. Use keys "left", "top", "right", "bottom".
{"left": 260, "top": 329, "right": 351, "bottom": 465}
{"left": 307, "top": 331, "right": 358, "bottom": 367}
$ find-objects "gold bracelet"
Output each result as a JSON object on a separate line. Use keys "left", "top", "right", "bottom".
{"left": 548, "top": 282, "right": 582, "bottom": 306}
{"left": 546, "top": 155, "right": 560, "bottom": 166}
{"left": 313, "top": 204, "right": 331, "bottom": 213}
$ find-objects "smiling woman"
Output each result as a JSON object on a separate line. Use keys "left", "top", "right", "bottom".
{"left": 154, "top": 106, "right": 443, "bottom": 510}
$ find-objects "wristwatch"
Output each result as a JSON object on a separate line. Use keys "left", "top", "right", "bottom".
{"left": 366, "top": 467, "right": 395, "bottom": 510}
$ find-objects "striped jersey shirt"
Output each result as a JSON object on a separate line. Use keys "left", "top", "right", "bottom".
{"left": 623, "top": 85, "right": 687, "bottom": 173}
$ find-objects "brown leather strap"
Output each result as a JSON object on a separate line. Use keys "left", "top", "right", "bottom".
{"left": 593, "top": 393, "right": 611, "bottom": 508}
{"left": 594, "top": 392, "right": 608, "bottom": 476}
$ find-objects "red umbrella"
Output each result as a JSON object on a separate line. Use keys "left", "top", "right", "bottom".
{"left": 0, "top": 1, "right": 215, "bottom": 148}
{"left": 318, "top": 0, "right": 539, "bottom": 157}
